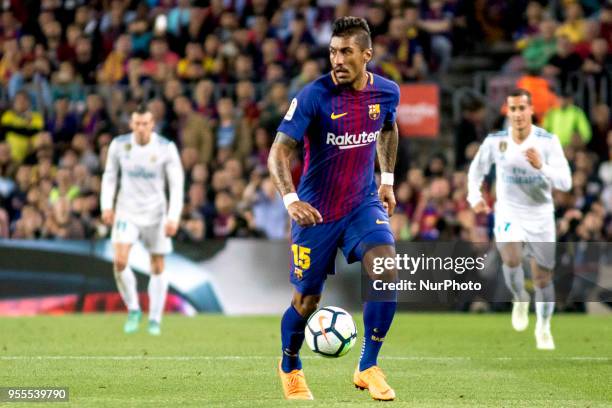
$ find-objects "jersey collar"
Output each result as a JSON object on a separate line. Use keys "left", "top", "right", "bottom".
{"left": 130, "top": 132, "right": 157, "bottom": 147}
{"left": 508, "top": 125, "right": 535, "bottom": 146}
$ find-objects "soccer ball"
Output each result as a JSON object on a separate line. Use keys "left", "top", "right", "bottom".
{"left": 305, "top": 306, "right": 357, "bottom": 357}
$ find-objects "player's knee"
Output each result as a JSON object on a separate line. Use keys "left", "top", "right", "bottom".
{"left": 533, "top": 270, "right": 552, "bottom": 288}
{"left": 150, "top": 256, "right": 164, "bottom": 275}
{"left": 114, "top": 258, "right": 128, "bottom": 273}
{"left": 292, "top": 294, "right": 320, "bottom": 318}
{"left": 502, "top": 256, "right": 521, "bottom": 268}
{"left": 364, "top": 246, "right": 397, "bottom": 281}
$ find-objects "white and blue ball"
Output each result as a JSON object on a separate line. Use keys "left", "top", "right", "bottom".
{"left": 305, "top": 306, "right": 357, "bottom": 357}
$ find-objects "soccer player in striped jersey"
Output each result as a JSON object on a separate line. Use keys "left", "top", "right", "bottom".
{"left": 468, "top": 89, "right": 572, "bottom": 350}
{"left": 269, "top": 17, "right": 400, "bottom": 401}
{"left": 101, "top": 105, "right": 184, "bottom": 336}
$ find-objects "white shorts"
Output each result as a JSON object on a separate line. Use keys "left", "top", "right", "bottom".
{"left": 111, "top": 218, "right": 172, "bottom": 255}
{"left": 494, "top": 212, "right": 556, "bottom": 270}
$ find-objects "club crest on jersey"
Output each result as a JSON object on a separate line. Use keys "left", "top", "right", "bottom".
{"left": 125, "top": 143, "right": 132, "bottom": 151}
{"left": 150, "top": 155, "right": 157, "bottom": 163}
{"left": 368, "top": 104, "right": 380, "bottom": 120}
{"left": 294, "top": 268, "right": 303, "bottom": 280}
{"left": 499, "top": 141, "right": 507, "bottom": 152}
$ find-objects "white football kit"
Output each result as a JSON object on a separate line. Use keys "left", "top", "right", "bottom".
{"left": 101, "top": 132, "right": 184, "bottom": 254}
{"left": 467, "top": 125, "right": 572, "bottom": 268}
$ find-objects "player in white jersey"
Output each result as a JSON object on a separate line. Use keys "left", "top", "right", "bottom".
{"left": 101, "top": 105, "right": 184, "bottom": 335}
{"left": 467, "top": 89, "right": 572, "bottom": 350}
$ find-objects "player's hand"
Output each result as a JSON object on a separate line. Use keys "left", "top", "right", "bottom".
{"left": 102, "top": 210, "right": 114, "bottom": 226}
{"left": 378, "top": 185, "right": 396, "bottom": 216}
{"left": 525, "top": 148, "right": 542, "bottom": 169}
{"left": 165, "top": 220, "right": 179, "bottom": 237}
{"left": 287, "top": 201, "right": 323, "bottom": 227}
{"left": 472, "top": 200, "right": 491, "bottom": 214}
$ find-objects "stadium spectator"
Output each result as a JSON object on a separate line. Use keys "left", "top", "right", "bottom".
{"left": 49, "top": 168, "right": 79, "bottom": 204}
{"left": 243, "top": 176, "right": 287, "bottom": 239}
{"left": 288, "top": 60, "right": 321, "bottom": 99}
{"left": 0, "top": 92, "right": 44, "bottom": 163}
{"left": 193, "top": 79, "right": 217, "bottom": 120}
{"left": 73, "top": 36, "right": 98, "bottom": 85}
{"left": 179, "top": 182, "right": 206, "bottom": 243}
{"left": 285, "top": 14, "right": 316, "bottom": 61}
{"left": 11, "top": 205, "right": 43, "bottom": 239}
{"left": 387, "top": 15, "right": 427, "bottom": 81}
{"left": 0, "top": 141, "right": 17, "bottom": 182}
{"left": 142, "top": 36, "right": 179, "bottom": 81}
{"left": 98, "top": 34, "right": 132, "bottom": 84}
{"left": 514, "top": 0, "right": 546, "bottom": 49}
{"left": 176, "top": 41, "right": 205, "bottom": 82}
{"left": 599, "top": 3, "right": 612, "bottom": 51}
{"left": 515, "top": 71, "right": 559, "bottom": 122}
{"left": 211, "top": 189, "right": 237, "bottom": 239}
{"left": 235, "top": 80, "right": 260, "bottom": 125}
{"left": 455, "top": 96, "right": 487, "bottom": 169}
{"left": 555, "top": 1, "right": 586, "bottom": 44}
{"left": 589, "top": 103, "right": 612, "bottom": 162}
{"left": 80, "top": 94, "right": 110, "bottom": 140}
{"left": 521, "top": 18, "right": 558, "bottom": 72}
{"left": 418, "top": 0, "right": 454, "bottom": 75}
{"left": 366, "top": 3, "right": 390, "bottom": 40}
{"left": 8, "top": 57, "right": 52, "bottom": 111}
{"left": 214, "top": 97, "right": 252, "bottom": 161}
{"left": 42, "top": 197, "right": 85, "bottom": 239}
{"left": 542, "top": 92, "right": 591, "bottom": 147}
{"left": 573, "top": 20, "right": 601, "bottom": 59}
{"left": 173, "top": 95, "right": 214, "bottom": 164}
{"left": 543, "top": 34, "right": 583, "bottom": 91}
{"left": 147, "top": 98, "right": 171, "bottom": 136}
{"left": 46, "top": 97, "right": 79, "bottom": 150}
{"left": 580, "top": 37, "right": 612, "bottom": 107}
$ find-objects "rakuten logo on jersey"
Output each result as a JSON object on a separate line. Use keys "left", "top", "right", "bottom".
{"left": 326, "top": 131, "right": 380, "bottom": 150}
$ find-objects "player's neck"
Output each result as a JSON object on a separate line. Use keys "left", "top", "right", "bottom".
{"left": 350, "top": 71, "right": 369, "bottom": 91}
{"left": 511, "top": 125, "right": 531, "bottom": 144}
{"left": 134, "top": 133, "right": 153, "bottom": 145}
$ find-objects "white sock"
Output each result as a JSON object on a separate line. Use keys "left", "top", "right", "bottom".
{"left": 114, "top": 266, "right": 140, "bottom": 312}
{"left": 535, "top": 282, "right": 555, "bottom": 331}
{"left": 148, "top": 273, "right": 168, "bottom": 323}
{"left": 502, "top": 264, "right": 528, "bottom": 301}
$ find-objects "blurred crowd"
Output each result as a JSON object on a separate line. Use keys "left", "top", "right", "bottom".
{"left": 0, "top": 0, "right": 610, "bottom": 245}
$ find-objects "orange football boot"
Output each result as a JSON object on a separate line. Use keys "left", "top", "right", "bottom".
{"left": 354, "top": 365, "right": 396, "bottom": 401}
{"left": 278, "top": 360, "right": 314, "bottom": 400}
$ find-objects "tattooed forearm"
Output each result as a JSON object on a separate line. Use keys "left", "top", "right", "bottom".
{"left": 268, "top": 132, "right": 299, "bottom": 196}
{"left": 377, "top": 122, "right": 398, "bottom": 173}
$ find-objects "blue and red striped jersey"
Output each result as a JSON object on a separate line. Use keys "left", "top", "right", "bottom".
{"left": 277, "top": 71, "right": 400, "bottom": 223}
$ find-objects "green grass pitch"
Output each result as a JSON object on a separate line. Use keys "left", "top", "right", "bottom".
{"left": 1, "top": 313, "right": 611, "bottom": 407}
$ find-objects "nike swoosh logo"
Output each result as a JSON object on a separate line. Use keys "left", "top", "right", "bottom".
{"left": 376, "top": 219, "right": 389, "bottom": 225}
{"left": 318, "top": 316, "right": 331, "bottom": 344}
{"left": 331, "top": 112, "right": 348, "bottom": 120}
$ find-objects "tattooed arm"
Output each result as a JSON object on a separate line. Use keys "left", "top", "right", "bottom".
{"left": 268, "top": 132, "right": 323, "bottom": 226}
{"left": 377, "top": 121, "right": 398, "bottom": 216}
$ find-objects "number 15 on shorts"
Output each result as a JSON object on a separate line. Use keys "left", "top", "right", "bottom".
{"left": 291, "top": 244, "right": 311, "bottom": 270}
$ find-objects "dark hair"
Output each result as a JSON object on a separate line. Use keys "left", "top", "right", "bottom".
{"left": 507, "top": 88, "right": 532, "bottom": 104}
{"left": 14, "top": 90, "right": 30, "bottom": 101}
{"left": 331, "top": 16, "right": 372, "bottom": 49}
{"left": 133, "top": 103, "right": 150, "bottom": 115}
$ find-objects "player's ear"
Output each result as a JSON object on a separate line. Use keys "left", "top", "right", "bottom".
{"left": 363, "top": 48, "right": 373, "bottom": 64}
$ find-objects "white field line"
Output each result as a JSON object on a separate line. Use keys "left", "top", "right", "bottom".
{"left": 0, "top": 355, "right": 609, "bottom": 362}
